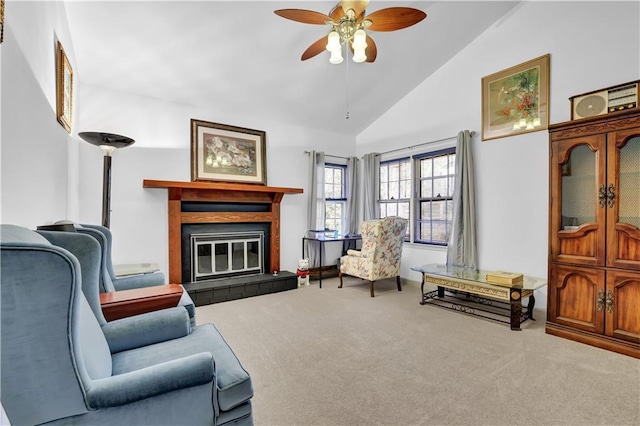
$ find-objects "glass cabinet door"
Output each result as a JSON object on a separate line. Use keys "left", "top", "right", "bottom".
{"left": 551, "top": 134, "right": 607, "bottom": 266}
{"left": 607, "top": 131, "right": 640, "bottom": 270}
{"left": 561, "top": 144, "right": 596, "bottom": 228}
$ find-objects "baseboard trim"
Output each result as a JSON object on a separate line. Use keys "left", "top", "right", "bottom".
{"left": 401, "top": 278, "right": 421, "bottom": 289}
{"left": 545, "top": 322, "right": 640, "bottom": 359}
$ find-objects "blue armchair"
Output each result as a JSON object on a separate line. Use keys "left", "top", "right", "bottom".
{"left": 54, "top": 222, "right": 197, "bottom": 326}
{"left": 79, "top": 223, "right": 166, "bottom": 291}
{"left": 1, "top": 225, "right": 253, "bottom": 425}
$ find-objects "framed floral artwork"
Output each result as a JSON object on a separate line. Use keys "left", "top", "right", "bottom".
{"left": 482, "top": 54, "right": 550, "bottom": 141}
{"left": 190, "top": 119, "right": 267, "bottom": 185}
{"left": 56, "top": 41, "right": 73, "bottom": 133}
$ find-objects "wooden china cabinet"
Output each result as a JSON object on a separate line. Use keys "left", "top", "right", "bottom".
{"left": 546, "top": 109, "right": 640, "bottom": 358}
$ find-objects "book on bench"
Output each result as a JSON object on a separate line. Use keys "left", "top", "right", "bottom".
{"left": 486, "top": 271, "right": 524, "bottom": 286}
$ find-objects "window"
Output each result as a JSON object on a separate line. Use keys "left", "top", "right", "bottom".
{"left": 378, "top": 148, "right": 456, "bottom": 245}
{"left": 379, "top": 158, "right": 411, "bottom": 223}
{"left": 325, "top": 163, "right": 346, "bottom": 233}
{"left": 415, "top": 148, "right": 456, "bottom": 245}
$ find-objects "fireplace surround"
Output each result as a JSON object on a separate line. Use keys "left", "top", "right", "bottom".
{"left": 143, "top": 179, "right": 303, "bottom": 305}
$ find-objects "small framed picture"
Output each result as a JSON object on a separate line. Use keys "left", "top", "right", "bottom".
{"left": 1, "top": 0, "right": 5, "bottom": 44}
{"left": 190, "top": 119, "right": 267, "bottom": 185}
{"left": 56, "top": 41, "right": 73, "bottom": 133}
{"left": 482, "top": 54, "right": 550, "bottom": 141}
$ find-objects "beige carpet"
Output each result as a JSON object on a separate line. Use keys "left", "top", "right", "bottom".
{"left": 196, "top": 277, "right": 640, "bottom": 426}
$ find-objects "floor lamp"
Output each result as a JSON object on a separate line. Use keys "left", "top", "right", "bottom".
{"left": 79, "top": 132, "right": 135, "bottom": 228}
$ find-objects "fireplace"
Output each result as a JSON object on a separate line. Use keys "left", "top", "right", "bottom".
{"left": 144, "top": 179, "right": 303, "bottom": 305}
{"left": 182, "top": 222, "right": 270, "bottom": 284}
{"left": 191, "top": 231, "right": 264, "bottom": 282}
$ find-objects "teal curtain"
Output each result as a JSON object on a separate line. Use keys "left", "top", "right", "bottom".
{"left": 345, "top": 157, "right": 359, "bottom": 234}
{"left": 362, "top": 153, "right": 380, "bottom": 221}
{"left": 307, "top": 151, "right": 325, "bottom": 268}
{"left": 446, "top": 130, "right": 478, "bottom": 270}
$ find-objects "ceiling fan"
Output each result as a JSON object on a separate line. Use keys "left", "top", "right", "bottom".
{"left": 274, "top": 0, "right": 427, "bottom": 64}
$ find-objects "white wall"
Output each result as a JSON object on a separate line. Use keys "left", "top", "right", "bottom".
{"left": 1, "top": 1, "right": 80, "bottom": 226}
{"left": 3, "top": 1, "right": 639, "bottom": 286}
{"left": 77, "top": 85, "right": 355, "bottom": 275}
{"left": 1, "top": 0, "right": 355, "bottom": 277}
{"left": 357, "top": 1, "right": 640, "bottom": 286}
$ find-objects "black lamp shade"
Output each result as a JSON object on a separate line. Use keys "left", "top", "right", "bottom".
{"left": 78, "top": 132, "right": 135, "bottom": 149}
{"left": 79, "top": 132, "right": 135, "bottom": 228}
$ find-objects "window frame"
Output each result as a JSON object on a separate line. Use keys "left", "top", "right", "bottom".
{"left": 378, "top": 157, "right": 411, "bottom": 238}
{"left": 377, "top": 146, "right": 456, "bottom": 246}
{"left": 413, "top": 147, "right": 456, "bottom": 246}
{"left": 324, "top": 163, "right": 347, "bottom": 234}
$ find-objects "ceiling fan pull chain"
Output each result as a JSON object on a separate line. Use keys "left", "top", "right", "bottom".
{"left": 345, "top": 44, "right": 350, "bottom": 120}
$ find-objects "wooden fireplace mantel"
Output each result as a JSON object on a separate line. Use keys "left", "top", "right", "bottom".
{"left": 143, "top": 179, "right": 303, "bottom": 283}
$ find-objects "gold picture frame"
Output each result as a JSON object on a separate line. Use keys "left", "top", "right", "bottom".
{"left": 190, "top": 119, "right": 267, "bottom": 185}
{"left": 56, "top": 41, "right": 73, "bottom": 133}
{"left": 1, "top": 0, "right": 5, "bottom": 44}
{"left": 482, "top": 54, "right": 550, "bottom": 141}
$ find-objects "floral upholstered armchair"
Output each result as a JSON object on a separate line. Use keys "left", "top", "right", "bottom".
{"left": 339, "top": 216, "right": 408, "bottom": 297}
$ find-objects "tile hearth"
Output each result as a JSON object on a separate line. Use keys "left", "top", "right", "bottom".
{"left": 183, "top": 271, "right": 297, "bottom": 306}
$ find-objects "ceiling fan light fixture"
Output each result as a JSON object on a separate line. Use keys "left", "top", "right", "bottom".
{"left": 330, "top": 50, "right": 344, "bottom": 64}
{"left": 352, "top": 29, "right": 367, "bottom": 48}
{"left": 351, "top": 29, "right": 367, "bottom": 63}
{"left": 326, "top": 30, "right": 341, "bottom": 52}
{"left": 352, "top": 47, "right": 367, "bottom": 63}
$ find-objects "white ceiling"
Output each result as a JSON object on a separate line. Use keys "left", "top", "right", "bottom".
{"left": 65, "top": 1, "right": 520, "bottom": 136}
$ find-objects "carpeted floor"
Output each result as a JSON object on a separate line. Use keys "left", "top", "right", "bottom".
{"left": 196, "top": 277, "right": 640, "bottom": 426}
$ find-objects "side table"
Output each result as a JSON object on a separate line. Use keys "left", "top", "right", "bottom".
{"left": 302, "top": 234, "right": 361, "bottom": 288}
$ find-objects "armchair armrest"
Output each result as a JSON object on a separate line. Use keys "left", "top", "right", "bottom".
{"left": 112, "top": 271, "right": 166, "bottom": 291}
{"left": 346, "top": 249, "right": 363, "bottom": 257}
{"left": 100, "top": 284, "right": 183, "bottom": 321}
{"left": 113, "top": 262, "right": 161, "bottom": 277}
{"left": 86, "top": 352, "right": 215, "bottom": 409}
{"left": 102, "top": 307, "right": 191, "bottom": 353}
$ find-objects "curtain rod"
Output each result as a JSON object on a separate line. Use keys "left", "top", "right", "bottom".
{"left": 375, "top": 131, "right": 476, "bottom": 157}
{"left": 304, "top": 130, "right": 476, "bottom": 159}
{"left": 303, "top": 151, "right": 351, "bottom": 160}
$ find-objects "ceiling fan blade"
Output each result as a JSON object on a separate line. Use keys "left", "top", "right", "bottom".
{"left": 341, "top": 0, "right": 370, "bottom": 17}
{"left": 301, "top": 36, "right": 328, "bottom": 61}
{"left": 365, "top": 35, "right": 377, "bottom": 62}
{"left": 365, "top": 7, "right": 427, "bottom": 32}
{"left": 274, "top": 9, "right": 332, "bottom": 25}
{"left": 329, "top": 4, "right": 345, "bottom": 21}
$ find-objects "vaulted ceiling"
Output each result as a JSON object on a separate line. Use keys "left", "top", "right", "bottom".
{"left": 65, "top": 1, "right": 520, "bottom": 136}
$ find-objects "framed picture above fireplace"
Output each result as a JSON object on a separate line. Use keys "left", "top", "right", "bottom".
{"left": 190, "top": 119, "right": 267, "bottom": 185}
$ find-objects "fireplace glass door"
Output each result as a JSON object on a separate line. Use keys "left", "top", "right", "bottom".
{"left": 191, "top": 232, "right": 264, "bottom": 281}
